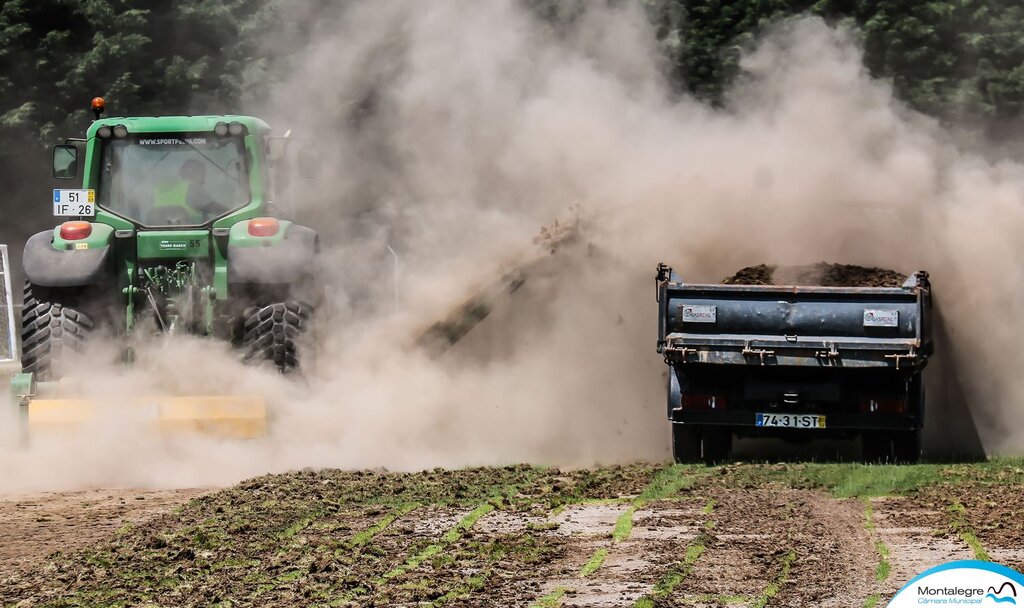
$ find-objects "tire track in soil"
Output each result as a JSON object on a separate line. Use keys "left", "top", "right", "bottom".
{"left": 528, "top": 501, "right": 707, "bottom": 608}
{"left": 947, "top": 485, "right": 1024, "bottom": 571}
{"left": 673, "top": 489, "right": 785, "bottom": 607}
{"left": 674, "top": 489, "right": 877, "bottom": 607}
{"left": 321, "top": 504, "right": 480, "bottom": 606}
{"left": 254, "top": 502, "right": 421, "bottom": 605}
{"left": 768, "top": 491, "right": 877, "bottom": 607}
{"left": 148, "top": 502, "right": 431, "bottom": 606}
{"left": 519, "top": 467, "right": 708, "bottom": 608}
{"left": 872, "top": 496, "right": 975, "bottom": 602}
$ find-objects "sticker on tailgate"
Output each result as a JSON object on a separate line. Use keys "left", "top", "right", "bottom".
{"left": 680, "top": 304, "right": 716, "bottom": 324}
{"left": 863, "top": 309, "right": 899, "bottom": 327}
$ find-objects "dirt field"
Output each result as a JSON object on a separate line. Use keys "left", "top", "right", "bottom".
{"left": 2, "top": 461, "right": 1023, "bottom": 607}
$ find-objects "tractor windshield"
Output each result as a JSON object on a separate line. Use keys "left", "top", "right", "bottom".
{"left": 98, "top": 135, "right": 250, "bottom": 226}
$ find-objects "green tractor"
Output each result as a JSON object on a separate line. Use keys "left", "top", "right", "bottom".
{"left": 12, "top": 98, "right": 320, "bottom": 437}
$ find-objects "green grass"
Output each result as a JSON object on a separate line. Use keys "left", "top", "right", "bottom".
{"left": 859, "top": 497, "right": 891, "bottom": 607}
{"left": 638, "top": 465, "right": 701, "bottom": 500}
{"left": 579, "top": 548, "right": 609, "bottom": 577}
{"left": 530, "top": 587, "right": 568, "bottom": 608}
{"left": 947, "top": 502, "right": 991, "bottom": 561}
{"left": 683, "top": 594, "right": 753, "bottom": 604}
{"left": 875, "top": 541, "right": 891, "bottom": 581}
{"left": 633, "top": 498, "right": 716, "bottom": 607}
{"left": 380, "top": 501, "right": 496, "bottom": 583}
{"left": 612, "top": 506, "right": 637, "bottom": 542}
{"left": 346, "top": 502, "right": 420, "bottom": 549}
{"left": 752, "top": 550, "right": 796, "bottom": 608}
{"left": 717, "top": 458, "right": 1024, "bottom": 498}
{"left": 634, "top": 540, "right": 708, "bottom": 608}
{"left": 860, "top": 498, "right": 892, "bottom": 582}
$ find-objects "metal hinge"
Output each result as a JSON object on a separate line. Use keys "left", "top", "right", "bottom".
{"left": 884, "top": 348, "right": 917, "bottom": 370}
{"left": 742, "top": 341, "right": 775, "bottom": 364}
{"left": 816, "top": 342, "right": 840, "bottom": 363}
{"left": 663, "top": 343, "right": 698, "bottom": 364}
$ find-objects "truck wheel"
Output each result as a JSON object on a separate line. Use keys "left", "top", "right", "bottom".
{"left": 20, "top": 283, "right": 94, "bottom": 381}
{"left": 672, "top": 424, "right": 701, "bottom": 463}
{"left": 892, "top": 430, "right": 921, "bottom": 463}
{"left": 862, "top": 431, "right": 893, "bottom": 462}
{"left": 702, "top": 427, "right": 732, "bottom": 464}
{"left": 242, "top": 301, "right": 312, "bottom": 374}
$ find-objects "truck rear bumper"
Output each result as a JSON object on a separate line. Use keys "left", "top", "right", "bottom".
{"left": 671, "top": 410, "right": 918, "bottom": 432}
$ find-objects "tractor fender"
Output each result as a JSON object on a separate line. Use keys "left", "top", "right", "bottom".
{"left": 22, "top": 228, "right": 112, "bottom": 288}
{"left": 228, "top": 222, "right": 319, "bottom": 285}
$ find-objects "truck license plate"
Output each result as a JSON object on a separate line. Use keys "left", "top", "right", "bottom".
{"left": 756, "top": 413, "right": 826, "bottom": 429}
{"left": 53, "top": 189, "right": 95, "bottom": 216}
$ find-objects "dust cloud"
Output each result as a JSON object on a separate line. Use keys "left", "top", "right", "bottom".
{"left": 1, "top": 1, "right": 1022, "bottom": 491}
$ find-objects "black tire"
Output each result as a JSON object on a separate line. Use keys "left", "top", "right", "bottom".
{"left": 20, "top": 283, "right": 94, "bottom": 381}
{"left": 862, "top": 431, "right": 893, "bottom": 463}
{"left": 242, "top": 301, "right": 312, "bottom": 374}
{"left": 672, "top": 424, "right": 732, "bottom": 464}
{"left": 892, "top": 430, "right": 922, "bottom": 463}
{"left": 702, "top": 427, "right": 732, "bottom": 464}
{"left": 672, "top": 423, "right": 701, "bottom": 464}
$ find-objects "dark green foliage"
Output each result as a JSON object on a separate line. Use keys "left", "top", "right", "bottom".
{"left": 650, "top": 0, "right": 1024, "bottom": 131}
{"left": 0, "top": 0, "right": 279, "bottom": 143}
{"left": 0, "top": 0, "right": 1022, "bottom": 226}
{"left": 0, "top": 0, "right": 287, "bottom": 247}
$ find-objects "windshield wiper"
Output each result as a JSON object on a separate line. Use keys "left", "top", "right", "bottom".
{"left": 123, "top": 148, "right": 173, "bottom": 201}
{"left": 173, "top": 137, "right": 245, "bottom": 185}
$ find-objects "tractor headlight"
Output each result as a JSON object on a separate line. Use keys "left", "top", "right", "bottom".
{"left": 112, "top": 125, "right": 128, "bottom": 138}
{"left": 96, "top": 126, "right": 112, "bottom": 139}
{"left": 214, "top": 122, "right": 229, "bottom": 136}
{"left": 228, "top": 122, "right": 246, "bottom": 136}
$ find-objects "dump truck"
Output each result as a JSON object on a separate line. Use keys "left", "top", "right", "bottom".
{"left": 655, "top": 263, "right": 933, "bottom": 463}
{"left": 7, "top": 98, "right": 319, "bottom": 439}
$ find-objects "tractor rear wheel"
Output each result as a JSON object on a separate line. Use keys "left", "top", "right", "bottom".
{"left": 20, "top": 283, "right": 95, "bottom": 381}
{"left": 242, "top": 301, "right": 312, "bottom": 374}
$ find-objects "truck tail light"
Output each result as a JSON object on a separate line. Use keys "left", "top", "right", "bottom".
{"left": 859, "top": 395, "right": 906, "bottom": 414}
{"left": 248, "top": 217, "right": 279, "bottom": 237}
{"left": 681, "top": 393, "right": 728, "bottom": 410}
{"left": 60, "top": 221, "right": 92, "bottom": 241}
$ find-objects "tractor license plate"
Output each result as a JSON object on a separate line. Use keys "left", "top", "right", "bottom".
{"left": 756, "top": 413, "right": 826, "bottom": 429}
{"left": 53, "top": 189, "right": 95, "bottom": 216}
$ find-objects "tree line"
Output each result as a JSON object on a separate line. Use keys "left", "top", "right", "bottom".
{"left": 0, "top": 0, "right": 1020, "bottom": 235}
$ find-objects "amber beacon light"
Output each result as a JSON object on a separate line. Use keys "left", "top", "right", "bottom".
{"left": 91, "top": 96, "right": 105, "bottom": 119}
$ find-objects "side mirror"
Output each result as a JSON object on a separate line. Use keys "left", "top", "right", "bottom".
{"left": 297, "top": 149, "right": 321, "bottom": 179}
{"left": 52, "top": 145, "right": 78, "bottom": 179}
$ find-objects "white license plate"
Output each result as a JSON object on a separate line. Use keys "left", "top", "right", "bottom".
{"left": 53, "top": 189, "right": 95, "bottom": 216}
{"left": 756, "top": 413, "right": 826, "bottom": 429}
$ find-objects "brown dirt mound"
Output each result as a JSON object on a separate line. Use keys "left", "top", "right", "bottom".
{"left": 723, "top": 262, "right": 906, "bottom": 287}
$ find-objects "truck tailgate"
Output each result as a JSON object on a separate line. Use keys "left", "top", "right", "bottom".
{"left": 657, "top": 269, "right": 931, "bottom": 369}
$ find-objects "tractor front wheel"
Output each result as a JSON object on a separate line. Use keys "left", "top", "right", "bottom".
{"left": 242, "top": 301, "right": 312, "bottom": 375}
{"left": 20, "top": 283, "right": 95, "bottom": 381}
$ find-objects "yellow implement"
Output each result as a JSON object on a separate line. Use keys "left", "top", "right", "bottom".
{"left": 26, "top": 396, "right": 267, "bottom": 439}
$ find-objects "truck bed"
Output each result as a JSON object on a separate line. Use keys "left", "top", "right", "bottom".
{"left": 656, "top": 266, "right": 932, "bottom": 370}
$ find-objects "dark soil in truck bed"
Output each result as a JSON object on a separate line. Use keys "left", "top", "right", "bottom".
{"left": 723, "top": 262, "right": 905, "bottom": 287}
